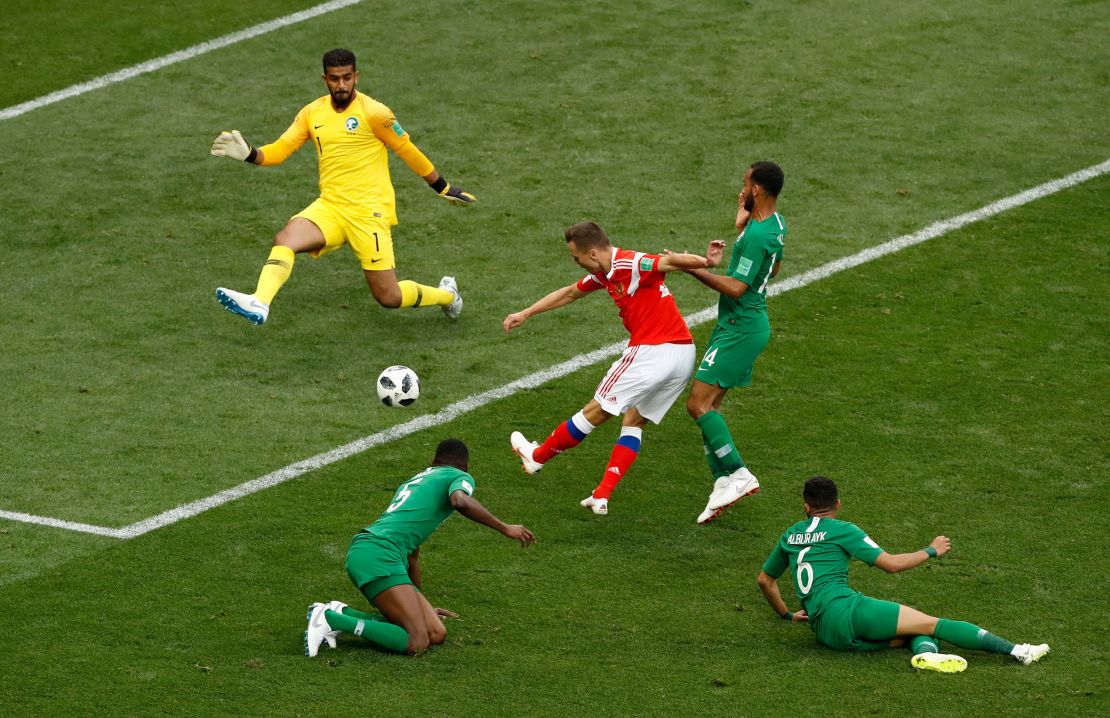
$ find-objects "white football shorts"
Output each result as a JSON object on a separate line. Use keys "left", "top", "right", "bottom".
{"left": 594, "top": 342, "right": 696, "bottom": 423}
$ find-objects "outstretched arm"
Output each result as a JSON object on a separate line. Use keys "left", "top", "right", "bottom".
{"left": 756, "top": 570, "right": 807, "bottom": 622}
{"left": 873, "top": 535, "right": 951, "bottom": 573}
{"left": 657, "top": 252, "right": 710, "bottom": 273}
{"left": 503, "top": 284, "right": 587, "bottom": 333}
{"left": 449, "top": 490, "right": 535, "bottom": 546}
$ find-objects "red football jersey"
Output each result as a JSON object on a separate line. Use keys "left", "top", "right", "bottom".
{"left": 576, "top": 247, "right": 692, "bottom": 346}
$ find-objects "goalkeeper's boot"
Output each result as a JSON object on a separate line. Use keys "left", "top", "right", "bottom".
{"left": 911, "top": 652, "right": 968, "bottom": 673}
{"left": 510, "top": 431, "right": 544, "bottom": 475}
{"left": 580, "top": 495, "right": 609, "bottom": 516}
{"left": 439, "top": 276, "right": 463, "bottom": 319}
{"left": 1012, "top": 643, "right": 1050, "bottom": 665}
{"left": 215, "top": 287, "right": 269, "bottom": 325}
{"left": 697, "top": 468, "right": 760, "bottom": 524}
{"left": 304, "top": 602, "right": 338, "bottom": 657}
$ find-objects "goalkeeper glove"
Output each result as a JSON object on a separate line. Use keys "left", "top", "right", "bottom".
{"left": 211, "top": 130, "right": 257, "bottom": 163}
{"left": 431, "top": 177, "right": 477, "bottom": 206}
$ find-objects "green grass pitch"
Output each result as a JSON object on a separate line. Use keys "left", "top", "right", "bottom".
{"left": 0, "top": 0, "right": 1107, "bottom": 715}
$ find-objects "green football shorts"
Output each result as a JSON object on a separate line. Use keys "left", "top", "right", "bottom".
{"left": 694, "top": 326, "right": 770, "bottom": 388}
{"left": 812, "top": 594, "right": 901, "bottom": 652}
{"left": 345, "top": 532, "right": 414, "bottom": 600}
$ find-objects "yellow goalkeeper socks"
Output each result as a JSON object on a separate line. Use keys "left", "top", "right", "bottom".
{"left": 254, "top": 246, "right": 295, "bottom": 305}
{"left": 398, "top": 280, "right": 453, "bottom": 308}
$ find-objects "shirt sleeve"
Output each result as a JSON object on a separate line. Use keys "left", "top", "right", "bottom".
{"left": 843, "top": 524, "right": 884, "bottom": 566}
{"left": 575, "top": 274, "right": 606, "bottom": 292}
{"left": 730, "top": 237, "right": 770, "bottom": 285}
{"left": 257, "top": 106, "right": 310, "bottom": 166}
{"left": 761, "top": 540, "right": 789, "bottom": 578}
{"left": 369, "top": 104, "right": 435, "bottom": 177}
{"left": 448, "top": 472, "right": 475, "bottom": 497}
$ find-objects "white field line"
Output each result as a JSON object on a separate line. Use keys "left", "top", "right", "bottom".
{"left": 0, "top": 0, "right": 363, "bottom": 122}
{"left": 3, "top": 158, "right": 1108, "bottom": 538}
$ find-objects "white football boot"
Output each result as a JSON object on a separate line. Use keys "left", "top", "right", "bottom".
{"left": 510, "top": 431, "right": 544, "bottom": 474}
{"left": 322, "top": 600, "right": 349, "bottom": 648}
{"left": 911, "top": 652, "right": 968, "bottom": 673}
{"left": 1012, "top": 643, "right": 1051, "bottom": 665}
{"left": 304, "top": 602, "right": 339, "bottom": 657}
{"left": 697, "top": 467, "right": 761, "bottom": 524}
{"left": 439, "top": 276, "right": 463, "bottom": 319}
{"left": 215, "top": 287, "right": 269, "bottom": 325}
{"left": 580, "top": 495, "right": 609, "bottom": 515}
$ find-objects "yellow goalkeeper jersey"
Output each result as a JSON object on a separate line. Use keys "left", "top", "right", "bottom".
{"left": 258, "top": 91, "right": 434, "bottom": 224}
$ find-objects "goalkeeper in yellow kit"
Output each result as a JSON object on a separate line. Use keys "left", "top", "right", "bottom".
{"left": 210, "top": 48, "right": 475, "bottom": 325}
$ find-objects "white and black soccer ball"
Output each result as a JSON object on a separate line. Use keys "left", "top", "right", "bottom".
{"left": 376, "top": 365, "right": 420, "bottom": 408}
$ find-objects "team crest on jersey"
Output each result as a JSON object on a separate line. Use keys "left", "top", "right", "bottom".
{"left": 345, "top": 116, "right": 359, "bottom": 132}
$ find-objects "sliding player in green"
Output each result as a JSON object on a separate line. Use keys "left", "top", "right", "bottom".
{"left": 757, "top": 476, "right": 1049, "bottom": 672}
{"left": 305, "top": 439, "right": 535, "bottom": 657}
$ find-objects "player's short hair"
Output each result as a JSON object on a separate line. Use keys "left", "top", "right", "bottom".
{"left": 564, "top": 221, "right": 611, "bottom": 250}
{"left": 749, "top": 161, "right": 784, "bottom": 197}
{"left": 323, "top": 48, "right": 357, "bottom": 71}
{"left": 433, "top": 438, "right": 469, "bottom": 469}
{"left": 803, "top": 476, "right": 838, "bottom": 510}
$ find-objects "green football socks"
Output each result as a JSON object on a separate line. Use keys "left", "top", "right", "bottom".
{"left": 696, "top": 410, "right": 744, "bottom": 475}
{"left": 703, "top": 442, "right": 729, "bottom": 479}
{"left": 910, "top": 635, "right": 940, "bottom": 654}
{"left": 324, "top": 609, "right": 409, "bottom": 653}
{"left": 934, "top": 618, "right": 1016, "bottom": 654}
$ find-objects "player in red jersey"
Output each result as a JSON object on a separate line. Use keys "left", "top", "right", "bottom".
{"left": 502, "top": 221, "right": 712, "bottom": 515}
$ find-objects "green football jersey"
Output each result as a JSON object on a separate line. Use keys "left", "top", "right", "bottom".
{"left": 717, "top": 212, "right": 786, "bottom": 333}
{"left": 761, "top": 516, "right": 884, "bottom": 617}
{"left": 364, "top": 466, "right": 476, "bottom": 556}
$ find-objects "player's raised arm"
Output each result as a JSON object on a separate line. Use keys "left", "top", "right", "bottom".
{"left": 503, "top": 284, "right": 587, "bottom": 333}
{"left": 449, "top": 490, "right": 535, "bottom": 546}
{"left": 873, "top": 535, "right": 951, "bottom": 573}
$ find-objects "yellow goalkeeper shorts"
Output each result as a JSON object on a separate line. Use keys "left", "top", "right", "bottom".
{"left": 294, "top": 197, "right": 396, "bottom": 271}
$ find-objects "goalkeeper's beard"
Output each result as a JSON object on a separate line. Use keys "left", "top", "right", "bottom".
{"left": 331, "top": 89, "right": 354, "bottom": 110}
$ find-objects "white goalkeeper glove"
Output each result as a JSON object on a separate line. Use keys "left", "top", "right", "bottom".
{"left": 210, "top": 130, "right": 256, "bottom": 163}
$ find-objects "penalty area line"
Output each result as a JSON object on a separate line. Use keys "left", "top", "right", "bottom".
{"left": 0, "top": 0, "right": 364, "bottom": 122}
{"left": 2, "top": 158, "right": 1107, "bottom": 538}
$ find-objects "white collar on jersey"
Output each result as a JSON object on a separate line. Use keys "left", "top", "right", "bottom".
{"left": 605, "top": 246, "right": 620, "bottom": 280}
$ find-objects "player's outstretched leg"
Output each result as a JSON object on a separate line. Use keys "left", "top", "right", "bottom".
{"left": 897, "top": 605, "right": 1050, "bottom": 666}
{"left": 512, "top": 410, "right": 599, "bottom": 475}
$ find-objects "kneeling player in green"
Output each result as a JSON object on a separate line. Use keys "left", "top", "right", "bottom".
{"left": 756, "top": 476, "right": 1049, "bottom": 672}
{"left": 305, "top": 439, "right": 535, "bottom": 657}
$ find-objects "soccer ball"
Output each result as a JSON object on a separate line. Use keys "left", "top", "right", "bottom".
{"left": 376, "top": 365, "right": 420, "bottom": 408}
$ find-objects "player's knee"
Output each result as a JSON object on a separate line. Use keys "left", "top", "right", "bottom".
{"left": 373, "top": 288, "right": 403, "bottom": 308}
{"left": 686, "top": 395, "right": 707, "bottom": 419}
